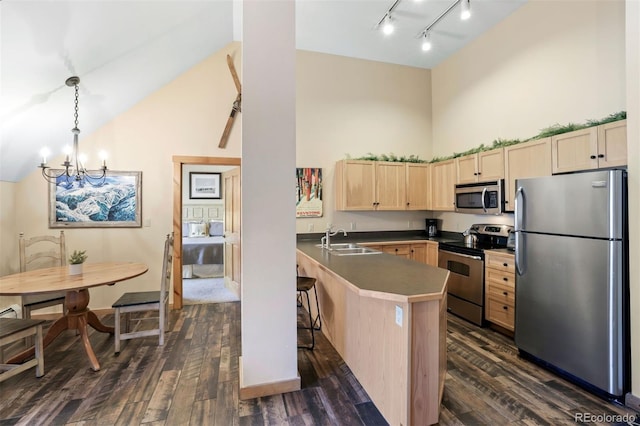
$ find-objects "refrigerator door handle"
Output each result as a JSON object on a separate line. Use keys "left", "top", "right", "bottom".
{"left": 515, "top": 231, "right": 525, "bottom": 276}
{"left": 481, "top": 187, "right": 488, "bottom": 212}
{"left": 515, "top": 186, "right": 524, "bottom": 231}
{"left": 515, "top": 186, "right": 525, "bottom": 276}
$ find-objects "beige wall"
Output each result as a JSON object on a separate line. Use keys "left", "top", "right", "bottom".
{"left": 433, "top": 0, "right": 639, "bottom": 401}
{"left": 296, "top": 51, "right": 432, "bottom": 234}
{"left": 625, "top": 0, "right": 640, "bottom": 404}
{"left": 5, "top": 42, "right": 243, "bottom": 311}
{"left": 432, "top": 0, "right": 626, "bottom": 156}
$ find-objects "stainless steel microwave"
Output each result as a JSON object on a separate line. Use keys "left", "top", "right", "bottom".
{"left": 455, "top": 180, "right": 504, "bottom": 215}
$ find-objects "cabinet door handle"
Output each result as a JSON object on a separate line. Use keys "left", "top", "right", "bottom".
{"left": 503, "top": 291, "right": 508, "bottom": 296}
{"left": 503, "top": 263, "right": 508, "bottom": 267}
{"left": 503, "top": 277, "right": 508, "bottom": 282}
{"left": 503, "top": 306, "right": 508, "bottom": 310}
{"left": 473, "top": 172, "right": 478, "bottom": 176}
{"left": 598, "top": 154, "right": 605, "bottom": 158}
{"left": 590, "top": 155, "right": 597, "bottom": 159}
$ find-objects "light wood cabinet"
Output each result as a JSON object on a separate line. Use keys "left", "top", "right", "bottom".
{"left": 365, "top": 242, "right": 436, "bottom": 266}
{"left": 456, "top": 149, "right": 504, "bottom": 184}
{"left": 430, "top": 159, "right": 456, "bottom": 211}
{"left": 406, "top": 163, "right": 430, "bottom": 210}
{"left": 484, "top": 251, "right": 515, "bottom": 332}
{"left": 382, "top": 244, "right": 412, "bottom": 259}
{"left": 426, "top": 241, "right": 438, "bottom": 267}
{"left": 335, "top": 160, "right": 413, "bottom": 211}
{"left": 597, "top": 120, "right": 627, "bottom": 169}
{"left": 551, "top": 120, "right": 627, "bottom": 174}
{"left": 376, "top": 161, "right": 407, "bottom": 210}
{"left": 503, "top": 138, "right": 552, "bottom": 211}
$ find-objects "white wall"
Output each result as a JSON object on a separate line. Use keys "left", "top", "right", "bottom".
{"left": 240, "top": 0, "right": 298, "bottom": 392}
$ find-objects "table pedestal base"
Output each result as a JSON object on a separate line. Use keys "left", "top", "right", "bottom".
{"left": 7, "top": 289, "right": 113, "bottom": 371}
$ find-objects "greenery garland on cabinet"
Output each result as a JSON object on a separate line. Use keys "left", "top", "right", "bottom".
{"left": 346, "top": 111, "right": 626, "bottom": 164}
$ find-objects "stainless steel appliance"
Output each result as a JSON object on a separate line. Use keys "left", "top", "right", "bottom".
{"left": 455, "top": 180, "right": 504, "bottom": 215}
{"left": 439, "top": 224, "right": 513, "bottom": 326}
{"left": 514, "top": 169, "right": 629, "bottom": 399}
{"left": 426, "top": 218, "right": 438, "bottom": 237}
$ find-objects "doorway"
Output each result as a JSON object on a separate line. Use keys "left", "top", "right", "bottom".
{"left": 172, "top": 156, "right": 241, "bottom": 309}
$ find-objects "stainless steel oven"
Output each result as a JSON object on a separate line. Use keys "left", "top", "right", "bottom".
{"left": 438, "top": 224, "right": 513, "bottom": 326}
{"left": 438, "top": 249, "right": 485, "bottom": 326}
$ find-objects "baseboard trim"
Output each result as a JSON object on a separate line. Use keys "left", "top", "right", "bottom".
{"left": 238, "top": 356, "right": 301, "bottom": 400}
{"left": 625, "top": 392, "right": 640, "bottom": 412}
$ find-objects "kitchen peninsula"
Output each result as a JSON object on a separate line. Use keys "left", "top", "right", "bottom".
{"left": 296, "top": 241, "right": 450, "bottom": 426}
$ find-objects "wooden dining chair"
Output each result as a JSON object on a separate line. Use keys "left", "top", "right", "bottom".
{"left": 19, "top": 231, "right": 68, "bottom": 318}
{"left": 112, "top": 233, "right": 173, "bottom": 354}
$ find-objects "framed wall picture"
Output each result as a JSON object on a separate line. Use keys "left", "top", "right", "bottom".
{"left": 296, "top": 168, "right": 323, "bottom": 217}
{"left": 49, "top": 170, "right": 142, "bottom": 228}
{"left": 189, "top": 172, "right": 221, "bottom": 199}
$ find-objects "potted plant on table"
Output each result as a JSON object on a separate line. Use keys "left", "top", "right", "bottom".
{"left": 68, "top": 250, "right": 88, "bottom": 275}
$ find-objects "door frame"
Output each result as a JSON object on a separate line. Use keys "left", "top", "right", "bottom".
{"left": 172, "top": 155, "right": 241, "bottom": 309}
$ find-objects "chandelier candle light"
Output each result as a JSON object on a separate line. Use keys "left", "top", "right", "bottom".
{"left": 39, "top": 76, "right": 108, "bottom": 186}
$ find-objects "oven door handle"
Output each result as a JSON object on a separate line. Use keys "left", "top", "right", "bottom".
{"left": 439, "top": 250, "right": 482, "bottom": 261}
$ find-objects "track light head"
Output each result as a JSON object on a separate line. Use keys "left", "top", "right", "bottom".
{"left": 460, "top": 0, "right": 471, "bottom": 20}
{"left": 421, "top": 33, "right": 432, "bottom": 51}
{"left": 382, "top": 15, "right": 394, "bottom": 35}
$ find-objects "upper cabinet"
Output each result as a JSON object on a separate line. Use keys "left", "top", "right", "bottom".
{"left": 456, "top": 148, "right": 504, "bottom": 184}
{"left": 503, "top": 138, "right": 552, "bottom": 211}
{"left": 335, "top": 160, "right": 406, "bottom": 211}
{"left": 375, "top": 161, "right": 407, "bottom": 210}
{"left": 551, "top": 120, "right": 627, "bottom": 174}
{"left": 406, "top": 163, "right": 430, "bottom": 210}
{"left": 430, "top": 159, "right": 456, "bottom": 211}
{"left": 597, "top": 120, "right": 628, "bottom": 169}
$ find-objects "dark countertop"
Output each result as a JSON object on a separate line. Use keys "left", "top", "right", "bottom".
{"left": 297, "top": 241, "right": 450, "bottom": 303}
{"left": 297, "top": 230, "right": 463, "bottom": 245}
{"left": 484, "top": 248, "right": 516, "bottom": 256}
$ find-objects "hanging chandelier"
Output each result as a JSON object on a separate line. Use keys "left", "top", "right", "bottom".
{"left": 39, "top": 76, "right": 108, "bottom": 186}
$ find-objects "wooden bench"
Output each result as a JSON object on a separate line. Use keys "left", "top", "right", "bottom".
{"left": 0, "top": 318, "right": 45, "bottom": 382}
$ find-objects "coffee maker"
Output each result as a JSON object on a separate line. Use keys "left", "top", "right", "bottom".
{"left": 426, "top": 219, "right": 438, "bottom": 237}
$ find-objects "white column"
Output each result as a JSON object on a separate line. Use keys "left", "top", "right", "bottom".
{"left": 240, "top": 0, "right": 299, "bottom": 397}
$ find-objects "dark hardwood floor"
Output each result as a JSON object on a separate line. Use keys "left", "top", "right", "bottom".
{"left": 0, "top": 303, "right": 637, "bottom": 425}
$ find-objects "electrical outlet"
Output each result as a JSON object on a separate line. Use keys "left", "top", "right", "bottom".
{"left": 308, "top": 224, "right": 314, "bottom": 232}
{"left": 407, "top": 221, "right": 412, "bottom": 228}
{"left": 350, "top": 222, "right": 356, "bottom": 230}
{"left": 395, "top": 305, "right": 403, "bottom": 326}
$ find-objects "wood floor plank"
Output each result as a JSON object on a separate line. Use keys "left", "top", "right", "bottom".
{"left": 142, "top": 369, "right": 181, "bottom": 423}
{"left": 2, "top": 303, "right": 638, "bottom": 426}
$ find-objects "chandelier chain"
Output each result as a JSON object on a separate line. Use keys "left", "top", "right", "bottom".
{"left": 74, "top": 84, "right": 79, "bottom": 129}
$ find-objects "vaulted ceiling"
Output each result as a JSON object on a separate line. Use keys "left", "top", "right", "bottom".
{"left": 0, "top": 0, "right": 526, "bottom": 183}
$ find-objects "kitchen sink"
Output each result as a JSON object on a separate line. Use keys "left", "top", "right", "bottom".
{"left": 329, "top": 247, "right": 381, "bottom": 256}
{"left": 314, "top": 243, "right": 381, "bottom": 255}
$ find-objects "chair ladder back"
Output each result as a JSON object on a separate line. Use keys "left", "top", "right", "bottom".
{"left": 19, "top": 231, "right": 67, "bottom": 272}
{"left": 159, "top": 233, "right": 174, "bottom": 328}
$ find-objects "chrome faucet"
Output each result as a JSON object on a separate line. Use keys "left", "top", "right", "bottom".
{"left": 321, "top": 224, "right": 347, "bottom": 249}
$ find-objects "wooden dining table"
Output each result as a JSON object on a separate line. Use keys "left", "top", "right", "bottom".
{"left": 0, "top": 262, "right": 148, "bottom": 371}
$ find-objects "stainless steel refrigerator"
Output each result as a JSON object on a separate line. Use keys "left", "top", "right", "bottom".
{"left": 514, "top": 169, "right": 629, "bottom": 399}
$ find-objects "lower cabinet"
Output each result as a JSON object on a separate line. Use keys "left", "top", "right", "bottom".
{"left": 484, "top": 250, "right": 515, "bottom": 332}
{"left": 363, "top": 241, "right": 439, "bottom": 267}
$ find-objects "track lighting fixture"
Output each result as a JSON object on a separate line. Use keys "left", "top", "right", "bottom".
{"left": 376, "top": 0, "right": 401, "bottom": 36}
{"left": 415, "top": 0, "right": 472, "bottom": 52}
